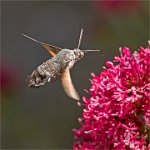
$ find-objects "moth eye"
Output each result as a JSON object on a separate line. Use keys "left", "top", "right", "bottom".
{"left": 79, "top": 51, "right": 84, "bottom": 58}
{"left": 80, "top": 51, "right": 84, "bottom": 56}
{"left": 75, "top": 52, "right": 83, "bottom": 60}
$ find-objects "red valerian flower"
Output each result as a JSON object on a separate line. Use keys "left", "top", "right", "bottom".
{"left": 73, "top": 43, "right": 150, "bottom": 149}
{"left": 92, "top": 0, "right": 141, "bottom": 14}
{"left": 0, "top": 61, "right": 22, "bottom": 94}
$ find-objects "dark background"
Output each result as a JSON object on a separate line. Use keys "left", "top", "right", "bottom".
{"left": 1, "top": 1, "right": 149, "bottom": 149}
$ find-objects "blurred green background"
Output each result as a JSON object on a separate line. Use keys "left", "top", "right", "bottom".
{"left": 1, "top": 1, "right": 149, "bottom": 149}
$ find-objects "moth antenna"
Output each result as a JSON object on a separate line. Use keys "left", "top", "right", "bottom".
{"left": 82, "top": 50, "right": 100, "bottom": 52}
{"left": 22, "top": 34, "right": 44, "bottom": 45}
{"left": 77, "top": 28, "right": 83, "bottom": 49}
{"left": 82, "top": 49, "right": 104, "bottom": 56}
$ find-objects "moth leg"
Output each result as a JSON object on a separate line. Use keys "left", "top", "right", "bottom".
{"left": 48, "top": 78, "right": 51, "bottom": 82}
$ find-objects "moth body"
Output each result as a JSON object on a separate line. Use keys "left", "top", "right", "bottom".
{"left": 27, "top": 49, "right": 84, "bottom": 88}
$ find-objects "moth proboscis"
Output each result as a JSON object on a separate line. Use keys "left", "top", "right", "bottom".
{"left": 23, "top": 29, "right": 101, "bottom": 101}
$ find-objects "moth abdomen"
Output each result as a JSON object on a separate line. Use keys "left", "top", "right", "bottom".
{"left": 26, "top": 69, "right": 48, "bottom": 88}
{"left": 26, "top": 59, "right": 62, "bottom": 88}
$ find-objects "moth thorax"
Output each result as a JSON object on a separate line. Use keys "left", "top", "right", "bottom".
{"left": 73, "top": 49, "right": 84, "bottom": 61}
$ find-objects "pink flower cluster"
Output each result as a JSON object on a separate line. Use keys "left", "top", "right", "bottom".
{"left": 93, "top": 0, "right": 140, "bottom": 13}
{"left": 74, "top": 44, "right": 150, "bottom": 150}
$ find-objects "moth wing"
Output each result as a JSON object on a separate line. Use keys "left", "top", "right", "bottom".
{"left": 61, "top": 67, "right": 80, "bottom": 101}
{"left": 41, "top": 43, "right": 61, "bottom": 57}
{"left": 22, "top": 34, "right": 62, "bottom": 57}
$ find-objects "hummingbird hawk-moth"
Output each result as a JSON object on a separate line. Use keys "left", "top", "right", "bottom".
{"left": 23, "top": 29, "right": 100, "bottom": 100}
